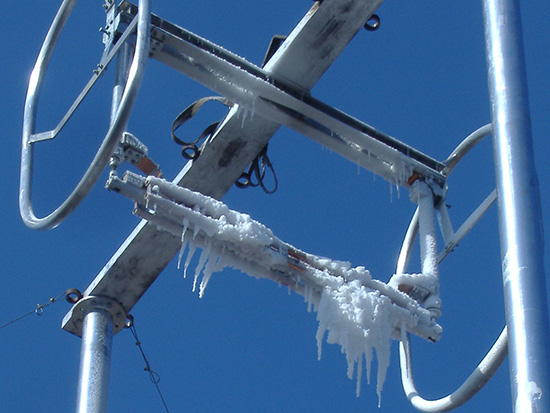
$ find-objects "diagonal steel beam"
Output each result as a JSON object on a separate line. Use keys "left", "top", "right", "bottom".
{"left": 63, "top": 0, "right": 384, "bottom": 336}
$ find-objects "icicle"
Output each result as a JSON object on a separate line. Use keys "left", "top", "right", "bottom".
{"left": 315, "top": 287, "right": 329, "bottom": 360}
{"left": 199, "top": 249, "right": 223, "bottom": 298}
{"left": 346, "top": 352, "right": 356, "bottom": 381}
{"left": 306, "top": 285, "right": 313, "bottom": 313}
{"left": 193, "top": 224, "right": 201, "bottom": 240}
{"left": 356, "top": 354, "right": 363, "bottom": 397}
{"left": 177, "top": 218, "right": 190, "bottom": 269}
{"left": 250, "top": 94, "right": 256, "bottom": 121}
{"left": 193, "top": 241, "right": 211, "bottom": 294}
{"left": 365, "top": 331, "right": 373, "bottom": 385}
{"left": 183, "top": 242, "right": 197, "bottom": 279}
{"left": 240, "top": 106, "right": 249, "bottom": 128}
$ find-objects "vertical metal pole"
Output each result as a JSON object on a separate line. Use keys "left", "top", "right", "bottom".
{"left": 482, "top": 0, "right": 550, "bottom": 411}
{"left": 74, "top": 13, "right": 133, "bottom": 410}
{"left": 76, "top": 308, "right": 114, "bottom": 413}
{"left": 411, "top": 181, "right": 441, "bottom": 320}
{"left": 110, "top": 41, "right": 133, "bottom": 123}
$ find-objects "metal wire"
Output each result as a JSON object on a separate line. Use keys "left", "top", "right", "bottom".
{"left": 0, "top": 292, "right": 66, "bottom": 331}
{"left": 129, "top": 323, "right": 170, "bottom": 413}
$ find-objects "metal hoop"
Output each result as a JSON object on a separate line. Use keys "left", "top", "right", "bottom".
{"left": 396, "top": 124, "right": 509, "bottom": 412}
{"left": 396, "top": 123, "right": 494, "bottom": 274}
{"left": 19, "top": 0, "right": 151, "bottom": 230}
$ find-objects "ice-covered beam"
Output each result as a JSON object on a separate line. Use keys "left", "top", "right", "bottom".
{"left": 139, "top": 1, "right": 444, "bottom": 186}
{"left": 63, "top": 0, "right": 385, "bottom": 336}
{"left": 106, "top": 173, "right": 442, "bottom": 399}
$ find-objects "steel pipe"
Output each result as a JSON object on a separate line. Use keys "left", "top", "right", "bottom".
{"left": 76, "top": 307, "right": 114, "bottom": 413}
{"left": 482, "top": 0, "right": 550, "bottom": 410}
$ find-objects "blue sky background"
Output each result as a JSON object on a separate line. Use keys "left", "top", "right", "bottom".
{"left": 2, "top": 1, "right": 549, "bottom": 412}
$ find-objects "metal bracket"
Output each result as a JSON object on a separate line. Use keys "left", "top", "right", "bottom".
{"left": 62, "top": 295, "right": 128, "bottom": 337}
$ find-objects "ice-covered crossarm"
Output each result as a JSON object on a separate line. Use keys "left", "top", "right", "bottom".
{"left": 108, "top": 172, "right": 442, "bottom": 400}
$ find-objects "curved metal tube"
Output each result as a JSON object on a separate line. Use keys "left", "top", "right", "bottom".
{"left": 397, "top": 124, "right": 510, "bottom": 411}
{"left": 20, "top": 0, "right": 150, "bottom": 230}
{"left": 396, "top": 123, "right": 492, "bottom": 275}
{"left": 442, "top": 123, "right": 493, "bottom": 175}
{"left": 400, "top": 328, "right": 508, "bottom": 412}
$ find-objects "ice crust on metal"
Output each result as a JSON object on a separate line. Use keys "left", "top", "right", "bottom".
{"left": 108, "top": 173, "right": 442, "bottom": 401}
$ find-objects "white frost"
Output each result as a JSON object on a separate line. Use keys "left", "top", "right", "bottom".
{"left": 314, "top": 276, "right": 411, "bottom": 404}
{"left": 136, "top": 176, "right": 440, "bottom": 403}
{"left": 515, "top": 381, "right": 543, "bottom": 411}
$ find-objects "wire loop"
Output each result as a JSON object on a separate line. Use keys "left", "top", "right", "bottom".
{"left": 236, "top": 145, "right": 278, "bottom": 194}
{"left": 171, "top": 97, "right": 233, "bottom": 161}
{"left": 129, "top": 322, "right": 170, "bottom": 412}
{"left": 0, "top": 291, "right": 66, "bottom": 331}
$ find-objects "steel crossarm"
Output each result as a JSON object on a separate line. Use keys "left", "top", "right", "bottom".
{"left": 128, "top": 0, "right": 445, "bottom": 187}
{"left": 63, "top": 0, "right": 387, "bottom": 335}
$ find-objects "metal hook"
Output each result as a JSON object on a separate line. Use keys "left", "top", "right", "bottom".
{"left": 125, "top": 314, "right": 135, "bottom": 328}
{"left": 364, "top": 14, "right": 381, "bottom": 31}
{"left": 65, "top": 288, "right": 83, "bottom": 304}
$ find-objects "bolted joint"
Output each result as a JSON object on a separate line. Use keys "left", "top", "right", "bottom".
{"left": 424, "top": 293, "right": 442, "bottom": 320}
{"left": 409, "top": 179, "right": 433, "bottom": 205}
{"left": 62, "top": 295, "right": 128, "bottom": 338}
{"left": 389, "top": 272, "right": 442, "bottom": 321}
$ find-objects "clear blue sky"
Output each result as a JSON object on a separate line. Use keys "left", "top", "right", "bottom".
{"left": 2, "top": 1, "right": 550, "bottom": 412}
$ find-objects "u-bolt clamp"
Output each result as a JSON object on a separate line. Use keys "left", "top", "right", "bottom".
{"left": 19, "top": 0, "right": 151, "bottom": 230}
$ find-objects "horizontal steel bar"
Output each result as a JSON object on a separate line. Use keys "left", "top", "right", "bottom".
{"left": 120, "top": 1, "right": 446, "bottom": 189}
{"left": 28, "top": 14, "right": 139, "bottom": 144}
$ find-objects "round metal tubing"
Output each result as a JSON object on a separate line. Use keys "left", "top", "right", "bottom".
{"left": 400, "top": 328, "right": 508, "bottom": 412}
{"left": 19, "top": 0, "right": 151, "bottom": 230}
{"left": 76, "top": 307, "right": 114, "bottom": 413}
{"left": 396, "top": 124, "right": 510, "bottom": 412}
{"left": 483, "top": 0, "right": 550, "bottom": 410}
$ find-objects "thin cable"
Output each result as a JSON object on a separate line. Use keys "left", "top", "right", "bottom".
{"left": 0, "top": 292, "right": 66, "bottom": 331}
{"left": 129, "top": 323, "right": 170, "bottom": 413}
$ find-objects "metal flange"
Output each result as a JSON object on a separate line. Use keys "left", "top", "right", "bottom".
{"left": 62, "top": 295, "right": 128, "bottom": 337}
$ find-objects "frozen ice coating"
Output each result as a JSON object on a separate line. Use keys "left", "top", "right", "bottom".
{"left": 130, "top": 176, "right": 442, "bottom": 401}
{"left": 315, "top": 278, "right": 413, "bottom": 404}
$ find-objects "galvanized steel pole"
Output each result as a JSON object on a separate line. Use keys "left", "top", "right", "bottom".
{"left": 74, "top": 8, "right": 136, "bottom": 410}
{"left": 482, "top": 0, "right": 550, "bottom": 411}
{"left": 76, "top": 308, "right": 114, "bottom": 413}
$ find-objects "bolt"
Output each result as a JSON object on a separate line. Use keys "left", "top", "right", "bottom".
{"left": 93, "top": 64, "right": 105, "bottom": 75}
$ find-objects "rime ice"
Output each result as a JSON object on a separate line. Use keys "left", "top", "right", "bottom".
{"left": 131, "top": 176, "right": 441, "bottom": 402}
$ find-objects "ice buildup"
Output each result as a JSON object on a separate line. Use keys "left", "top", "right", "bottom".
{"left": 117, "top": 174, "right": 442, "bottom": 402}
